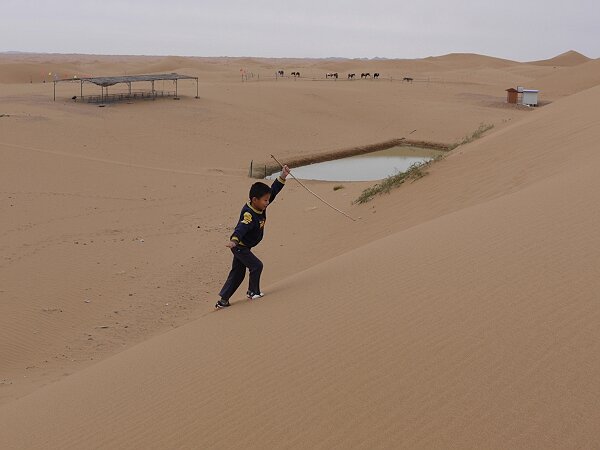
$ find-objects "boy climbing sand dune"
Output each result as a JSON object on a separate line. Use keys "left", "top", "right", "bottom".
{"left": 216, "top": 165, "right": 291, "bottom": 309}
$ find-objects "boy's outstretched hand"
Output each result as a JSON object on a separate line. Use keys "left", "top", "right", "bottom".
{"left": 281, "top": 165, "right": 291, "bottom": 179}
{"left": 226, "top": 240, "right": 237, "bottom": 248}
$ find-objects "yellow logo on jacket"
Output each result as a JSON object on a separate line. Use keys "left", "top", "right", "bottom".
{"left": 242, "top": 212, "right": 253, "bottom": 225}
{"left": 259, "top": 219, "right": 265, "bottom": 229}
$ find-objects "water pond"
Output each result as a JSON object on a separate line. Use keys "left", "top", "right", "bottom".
{"left": 268, "top": 146, "right": 445, "bottom": 182}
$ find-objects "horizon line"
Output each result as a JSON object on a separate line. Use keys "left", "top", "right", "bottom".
{"left": 0, "top": 49, "right": 595, "bottom": 64}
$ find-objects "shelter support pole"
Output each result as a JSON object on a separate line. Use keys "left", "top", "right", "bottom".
{"left": 175, "top": 79, "right": 178, "bottom": 98}
{"left": 151, "top": 80, "right": 155, "bottom": 99}
{"left": 128, "top": 82, "right": 131, "bottom": 97}
{"left": 196, "top": 78, "right": 199, "bottom": 98}
{"left": 80, "top": 80, "right": 83, "bottom": 100}
{"left": 53, "top": 81, "right": 56, "bottom": 101}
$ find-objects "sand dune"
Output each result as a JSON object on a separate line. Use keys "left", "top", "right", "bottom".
{"left": 423, "top": 52, "right": 518, "bottom": 69}
{"left": 3, "top": 51, "right": 545, "bottom": 410}
{"left": 528, "top": 50, "right": 591, "bottom": 66}
{"left": 0, "top": 62, "right": 85, "bottom": 83}
{"left": 532, "top": 58, "right": 600, "bottom": 99}
{"left": 1, "top": 57, "right": 599, "bottom": 448}
{"left": 0, "top": 51, "right": 554, "bottom": 84}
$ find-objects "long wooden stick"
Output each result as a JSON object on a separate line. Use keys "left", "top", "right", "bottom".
{"left": 271, "top": 154, "right": 357, "bottom": 222}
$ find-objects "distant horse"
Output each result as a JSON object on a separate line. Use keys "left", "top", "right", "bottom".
{"left": 326, "top": 72, "right": 338, "bottom": 79}
{"left": 373, "top": 73, "right": 380, "bottom": 79}
{"left": 361, "top": 73, "right": 371, "bottom": 79}
{"left": 291, "top": 72, "right": 300, "bottom": 77}
{"left": 277, "top": 70, "right": 284, "bottom": 77}
{"left": 348, "top": 73, "right": 356, "bottom": 79}
{"left": 403, "top": 77, "right": 414, "bottom": 82}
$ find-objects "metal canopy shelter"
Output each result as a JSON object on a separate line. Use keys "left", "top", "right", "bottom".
{"left": 53, "top": 73, "right": 199, "bottom": 102}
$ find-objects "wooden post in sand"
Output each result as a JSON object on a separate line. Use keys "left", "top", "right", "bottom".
{"left": 53, "top": 81, "right": 56, "bottom": 101}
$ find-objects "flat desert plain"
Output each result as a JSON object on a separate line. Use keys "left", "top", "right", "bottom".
{"left": 1, "top": 50, "right": 599, "bottom": 449}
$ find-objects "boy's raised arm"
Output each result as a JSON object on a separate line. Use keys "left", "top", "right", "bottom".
{"left": 269, "top": 165, "right": 290, "bottom": 203}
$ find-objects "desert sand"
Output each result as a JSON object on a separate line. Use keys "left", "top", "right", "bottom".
{"left": 1, "top": 51, "right": 599, "bottom": 449}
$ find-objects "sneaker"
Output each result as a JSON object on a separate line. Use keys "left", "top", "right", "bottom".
{"left": 246, "top": 291, "right": 265, "bottom": 300}
{"left": 215, "top": 299, "right": 231, "bottom": 309}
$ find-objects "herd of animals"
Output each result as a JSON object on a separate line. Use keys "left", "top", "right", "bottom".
{"left": 276, "top": 70, "right": 414, "bottom": 82}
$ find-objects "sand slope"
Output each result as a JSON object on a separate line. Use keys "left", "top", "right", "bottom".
{"left": 4, "top": 51, "right": 550, "bottom": 408}
{"left": 532, "top": 58, "right": 600, "bottom": 99}
{"left": 6, "top": 51, "right": 552, "bottom": 409}
{"left": 423, "top": 52, "right": 518, "bottom": 69}
{"left": 528, "top": 50, "right": 591, "bottom": 66}
{"left": 1, "top": 85, "right": 599, "bottom": 448}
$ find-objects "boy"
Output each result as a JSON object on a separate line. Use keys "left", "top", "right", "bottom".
{"left": 215, "top": 165, "right": 291, "bottom": 309}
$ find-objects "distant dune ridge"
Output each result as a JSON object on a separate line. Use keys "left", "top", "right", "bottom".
{"left": 423, "top": 52, "right": 518, "bottom": 68}
{"left": 0, "top": 49, "right": 593, "bottom": 84}
{"left": 1, "top": 50, "right": 600, "bottom": 449}
{"left": 528, "top": 49, "right": 591, "bottom": 66}
{"left": 532, "top": 58, "right": 600, "bottom": 97}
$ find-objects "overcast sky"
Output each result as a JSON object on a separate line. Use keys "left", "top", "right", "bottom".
{"left": 1, "top": 0, "right": 598, "bottom": 60}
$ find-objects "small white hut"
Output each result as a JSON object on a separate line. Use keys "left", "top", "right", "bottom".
{"left": 522, "top": 89, "right": 539, "bottom": 106}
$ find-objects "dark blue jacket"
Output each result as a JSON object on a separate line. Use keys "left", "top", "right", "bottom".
{"left": 230, "top": 177, "right": 286, "bottom": 248}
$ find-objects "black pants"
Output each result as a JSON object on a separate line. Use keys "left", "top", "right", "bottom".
{"left": 219, "top": 246, "right": 263, "bottom": 300}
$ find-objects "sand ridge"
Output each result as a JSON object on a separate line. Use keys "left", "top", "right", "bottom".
{"left": 527, "top": 50, "right": 591, "bottom": 67}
